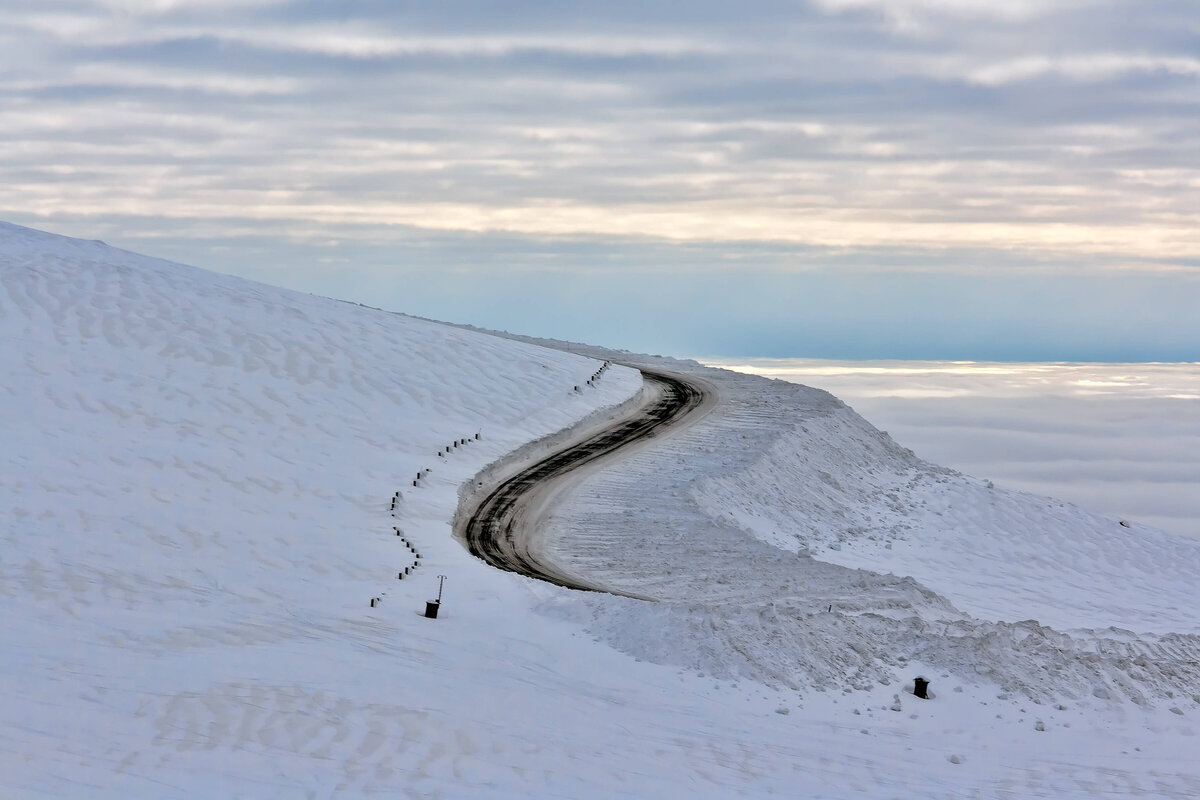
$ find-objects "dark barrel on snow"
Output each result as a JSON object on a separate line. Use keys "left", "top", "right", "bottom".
{"left": 424, "top": 600, "right": 440, "bottom": 619}
{"left": 913, "top": 676, "right": 929, "bottom": 699}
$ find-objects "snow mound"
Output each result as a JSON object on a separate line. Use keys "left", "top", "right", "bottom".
{"left": 540, "top": 360, "right": 1200, "bottom": 705}
{"left": 693, "top": 379, "right": 1200, "bottom": 636}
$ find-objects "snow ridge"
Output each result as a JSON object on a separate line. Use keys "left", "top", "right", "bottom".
{"left": 538, "top": 358, "right": 1200, "bottom": 706}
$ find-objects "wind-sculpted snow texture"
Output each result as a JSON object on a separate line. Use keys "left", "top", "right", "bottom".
{"left": 4, "top": 221, "right": 1200, "bottom": 798}
{"left": 0, "top": 221, "right": 652, "bottom": 798}
{"left": 539, "top": 358, "right": 1200, "bottom": 705}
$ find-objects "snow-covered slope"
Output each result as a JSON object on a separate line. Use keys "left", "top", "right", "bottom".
{"left": 0, "top": 219, "right": 642, "bottom": 632}
{"left": 4, "top": 221, "right": 1200, "bottom": 798}
{"left": 540, "top": 359, "right": 1200, "bottom": 702}
{"left": 691, "top": 376, "right": 1200, "bottom": 635}
{"left": 0, "top": 221, "right": 646, "bottom": 796}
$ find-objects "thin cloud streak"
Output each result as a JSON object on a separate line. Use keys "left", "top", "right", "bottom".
{"left": 963, "top": 54, "right": 1200, "bottom": 85}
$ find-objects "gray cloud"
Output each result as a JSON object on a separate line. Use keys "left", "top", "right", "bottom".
{"left": 1, "top": 0, "right": 1197, "bottom": 357}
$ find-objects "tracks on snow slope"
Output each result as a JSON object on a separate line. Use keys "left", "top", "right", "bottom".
{"left": 462, "top": 369, "right": 708, "bottom": 596}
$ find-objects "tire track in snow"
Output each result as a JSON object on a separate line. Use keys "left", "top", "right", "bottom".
{"left": 463, "top": 369, "right": 708, "bottom": 595}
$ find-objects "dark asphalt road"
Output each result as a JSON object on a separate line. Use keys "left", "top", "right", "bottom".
{"left": 463, "top": 369, "right": 706, "bottom": 594}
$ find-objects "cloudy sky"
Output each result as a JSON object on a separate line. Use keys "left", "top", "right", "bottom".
{"left": 3, "top": 0, "right": 1198, "bottom": 359}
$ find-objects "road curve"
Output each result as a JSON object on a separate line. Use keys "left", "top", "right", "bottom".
{"left": 463, "top": 368, "right": 707, "bottom": 595}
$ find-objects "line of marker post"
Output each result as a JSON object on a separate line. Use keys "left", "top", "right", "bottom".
{"left": 577, "top": 360, "right": 612, "bottom": 391}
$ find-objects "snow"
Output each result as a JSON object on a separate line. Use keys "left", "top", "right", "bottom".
{"left": 708, "top": 358, "right": 1200, "bottom": 542}
{"left": 538, "top": 361, "right": 1200, "bottom": 701}
{"left": 3, "top": 220, "right": 1200, "bottom": 798}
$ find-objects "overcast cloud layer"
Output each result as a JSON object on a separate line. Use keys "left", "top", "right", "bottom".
{"left": 2, "top": 1, "right": 1198, "bottom": 358}
{"left": 716, "top": 359, "right": 1200, "bottom": 540}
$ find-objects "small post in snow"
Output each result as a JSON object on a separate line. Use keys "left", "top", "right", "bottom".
{"left": 423, "top": 575, "right": 446, "bottom": 619}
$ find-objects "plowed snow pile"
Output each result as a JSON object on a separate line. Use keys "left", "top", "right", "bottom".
{"left": 542, "top": 359, "right": 1200, "bottom": 705}
{"left": 4, "top": 220, "right": 1199, "bottom": 798}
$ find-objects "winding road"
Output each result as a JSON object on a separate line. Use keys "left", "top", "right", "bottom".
{"left": 462, "top": 368, "right": 708, "bottom": 595}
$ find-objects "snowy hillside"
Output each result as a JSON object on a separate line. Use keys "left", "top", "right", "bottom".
{"left": 541, "top": 360, "right": 1200, "bottom": 701}
{"left": 4, "top": 221, "right": 1200, "bottom": 798}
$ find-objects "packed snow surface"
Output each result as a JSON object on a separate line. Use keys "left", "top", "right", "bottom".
{"left": 3, "top": 220, "right": 1200, "bottom": 798}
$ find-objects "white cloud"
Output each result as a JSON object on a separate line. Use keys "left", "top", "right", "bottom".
{"left": 810, "top": 0, "right": 1083, "bottom": 30}
{"left": 88, "top": 0, "right": 286, "bottom": 12}
{"left": 15, "top": 63, "right": 302, "bottom": 95}
{"left": 4, "top": 11, "right": 725, "bottom": 59}
{"left": 966, "top": 54, "right": 1200, "bottom": 85}
{"left": 225, "top": 28, "right": 727, "bottom": 59}
{"left": 1, "top": 0, "right": 1198, "bottom": 276}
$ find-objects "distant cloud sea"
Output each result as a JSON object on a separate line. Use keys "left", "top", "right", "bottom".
{"left": 709, "top": 359, "right": 1200, "bottom": 542}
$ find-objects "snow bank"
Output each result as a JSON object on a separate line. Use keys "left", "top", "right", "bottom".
{"left": 540, "top": 360, "right": 1200, "bottom": 706}
{"left": 692, "top": 380, "right": 1200, "bottom": 636}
